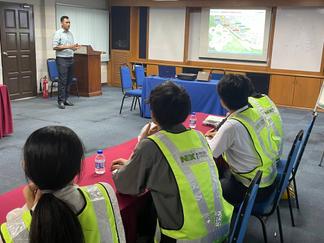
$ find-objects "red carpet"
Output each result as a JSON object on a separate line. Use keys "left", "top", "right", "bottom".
{"left": 0, "top": 112, "right": 214, "bottom": 241}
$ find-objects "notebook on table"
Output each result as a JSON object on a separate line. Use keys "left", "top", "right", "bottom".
{"left": 203, "top": 115, "right": 224, "bottom": 127}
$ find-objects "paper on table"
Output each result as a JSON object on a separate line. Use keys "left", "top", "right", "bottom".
{"left": 203, "top": 115, "right": 224, "bottom": 127}
{"left": 74, "top": 45, "right": 87, "bottom": 54}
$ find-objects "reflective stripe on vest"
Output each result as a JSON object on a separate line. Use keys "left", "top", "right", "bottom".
{"left": 229, "top": 107, "right": 278, "bottom": 188}
{"left": 83, "top": 184, "right": 126, "bottom": 243}
{"left": 0, "top": 184, "right": 125, "bottom": 243}
{"left": 232, "top": 163, "right": 277, "bottom": 188}
{"left": 0, "top": 210, "right": 31, "bottom": 243}
{"left": 234, "top": 112, "right": 278, "bottom": 163}
{"left": 249, "top": 95, "right": 283, "bottom": 156}
{"left": 151, "top": 130, "right": 232, "bottom": 242}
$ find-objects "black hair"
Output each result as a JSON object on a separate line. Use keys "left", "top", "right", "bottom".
{"left": 60, "top": 16, "right": 69, "bottom": 22}
{"left": 24, "top": 126, "right": 85, "bottom": 243}
{"left": 149, "top": 81, "right": 191, "bottom": 129}
{"left": 217, "top": 74, "right": 251, "bottom": 110}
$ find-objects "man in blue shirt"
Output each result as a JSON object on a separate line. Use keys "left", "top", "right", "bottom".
{"left": 52, "top": 16, "right": 79, "bottom": 109}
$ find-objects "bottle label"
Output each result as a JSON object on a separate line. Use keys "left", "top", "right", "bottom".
{"left": 95, "top": 160, "right": 105, "bottom": 169}
{"left": 189, "top": 118, "right": 197, "bottom": 128}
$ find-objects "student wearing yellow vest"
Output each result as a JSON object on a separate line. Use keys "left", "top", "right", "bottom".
{"left": 111, "top": 81, "right": 233, "bottom": 243}
{"left": 248, "top": 81, "right": 283, "bottom": 158}
{"left": 206, "top": 74, "right": 279, "bottom": 206}
{"left": 0, "top": 126, "right": 125, "bottom": 243}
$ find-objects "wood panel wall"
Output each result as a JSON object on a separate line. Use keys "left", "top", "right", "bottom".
{"left": 110, "top": 0, "right": 324, "bottom": 7}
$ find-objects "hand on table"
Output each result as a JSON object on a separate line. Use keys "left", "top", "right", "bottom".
{"left": 205, "top": 128, "right": 217, "bottom": 139}
{"left": 71, "top": 43, "right": 80, "bottom": 51}
{"left": 23, "top": 182, "right": 42, "bottom": 210}
{"left": 111, "top": 158, "right": 128, "bottom": 172}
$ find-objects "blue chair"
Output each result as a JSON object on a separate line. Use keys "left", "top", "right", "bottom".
{"left": 158, "top": 65, "right": 176, "bottom": 78}
{"left": 211, "top": 73, "right": 224, "bottom": 80}
{"left": 119, "top": 65, "right": 142, "bottom": 115}
{"left": 277, "top": 113, "right": 317, "bottom": 226}
{"left": 134, "top": 65, "right": 145, "bottom": 88}
{"left": 47, "top": 58, "right": 79, "bottom": 97}
{"left": 252, "top": 130, "right": 304, "bottom": 243}
{"left": 229, "top": 170, "right": 263, "bottom": 243}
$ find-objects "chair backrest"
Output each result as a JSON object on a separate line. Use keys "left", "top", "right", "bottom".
{"left": 229, "top": 170, "right": 263, "bottom": 243}
{"left": 211, "top": 73, "right": 224, "bottom": 80}
{"left": 158, "top": 65, "right": 176, "bottom": 78}
{"left": 47, "top": 58, "right": 59, "bottom": 82}
{"left": 291, "top": 113, "right": 317, "bottom": 177}
{"left": 120, "top": 65, "right": 133, "bottom": 92}
{"left": 134, "top": 65, "right": 145, "bottom": 87}
{"left": 274, "top": 130, "right": 304, "bottom": 208}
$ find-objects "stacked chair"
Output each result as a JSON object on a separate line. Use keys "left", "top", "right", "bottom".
{"left": 119, "top": 65, "right": 142, "bottom": 115}
{"left": 316, "top": 81, "right": 324, "bottom": 167}
{"left": 134, "top": 65, "right": 145, "bottom": 88}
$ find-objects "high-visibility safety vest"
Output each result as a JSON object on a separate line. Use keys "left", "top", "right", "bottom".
{"left": 149, "top": 129, "right": 233, "bottom": 243}
{"left": 0, "top": 183, "right": 126, "bottom": 243}
{"left": 226, "top": 105, "right": 278, "bottom": 188}
{"left": 249, "top": 95, "right": 283, "bottom": 157}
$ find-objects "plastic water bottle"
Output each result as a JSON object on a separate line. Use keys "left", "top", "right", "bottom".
{"left": 189, "top": 112, "right": 197, "bottom": 129}
{"left": 95, "top": 150, "right": 106, "bottom": 174}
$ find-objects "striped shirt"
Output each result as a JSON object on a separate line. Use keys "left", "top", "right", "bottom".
{"left": 52, "top": 28, "right": 75, "bottom": 58}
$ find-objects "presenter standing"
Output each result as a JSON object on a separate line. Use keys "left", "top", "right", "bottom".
{"left": 52, "top": 16, "right": 79, "bottom": 109}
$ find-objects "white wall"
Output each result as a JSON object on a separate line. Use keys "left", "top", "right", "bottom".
{"left": 148, "top": 7, "right": 186, "bottom": 62}
{"left": 57, "top": 0, "right": 108, "bottom": 9}
{"left": 271, "top": 8, "right": 324, "bottom": 72}
{"left": 152, "top": 7, "right": 324, "bottom": 72}
{"left": 188, "top": 10, "right": 267, "bottom": 66}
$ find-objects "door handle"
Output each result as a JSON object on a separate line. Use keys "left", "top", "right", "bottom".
{"left": 2, "top": 52, "right": 8, "bottom": 56}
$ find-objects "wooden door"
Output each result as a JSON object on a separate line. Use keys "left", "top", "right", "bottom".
{"left": 269, "top": 75, "right": 295, "bottom": 106}
{"left": 0, "top": 3, "right": 36, "bottom": 99}
{"left": 293, "top": 77, "right": 321, "bottom": 108}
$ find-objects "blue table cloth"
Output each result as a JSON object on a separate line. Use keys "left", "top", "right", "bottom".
{"left": 141, "top": 76, "right": 227, "bottom": 118}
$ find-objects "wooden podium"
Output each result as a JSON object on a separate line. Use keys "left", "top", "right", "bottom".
{"left": 74, "top": 45, "right": 102, "bottom": 97}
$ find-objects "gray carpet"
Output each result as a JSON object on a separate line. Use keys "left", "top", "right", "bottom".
{"left": 0, "top": 85, "right": 323, "bottom": 242}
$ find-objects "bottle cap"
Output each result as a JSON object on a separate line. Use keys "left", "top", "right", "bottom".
{"left": 97, "top": 150, "right": 103, "bottom": 154}
{"left": 192, "top": 112, "right": 196, "bottom": 115}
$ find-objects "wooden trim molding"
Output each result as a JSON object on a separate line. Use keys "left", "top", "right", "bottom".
{"left": 130, "top": 7, "right": 139, "bottom": 58}
{"left": 129, "top": 58, "right": 324, "bottom": 79}
{"left": 110, "top": 0, "right": 324, "bottom": 7}
{"left": 183, "top": 7, "right": 190, "bottom": 62}
{"left": 267, "top": 7, "right": 277, "bottom": 67}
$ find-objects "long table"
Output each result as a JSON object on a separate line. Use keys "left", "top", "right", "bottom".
{"left": 141, "top": 76, "right": 227, "bottom": 118}
{"left": 0, "top": 85, "right": 13, "bottom": 138}
{"left": 0, "top": 113, "right": 212, "bottom": 242}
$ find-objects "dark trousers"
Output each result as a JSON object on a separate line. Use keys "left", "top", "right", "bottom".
{"left": 136, "top": 193, "right": 176, "bottom": 243}
{"left": 56, "top": 57, "right": 74, "bottom": 102}
{"left": 216, "top": 157, "right": 276, "bottom": 207}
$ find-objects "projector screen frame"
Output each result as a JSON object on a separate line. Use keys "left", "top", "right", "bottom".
{"left": 199, "top": 8, "right": 273, "bottom": 63}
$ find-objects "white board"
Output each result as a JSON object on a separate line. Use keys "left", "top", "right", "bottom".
{"left": 56, "top": 4, "right": 109, "bottom": 61}
{"left": 148, "top": 8, "right": 186, "bottom": 62}
{"left": 271, "top": 8, "right": 324, "bottom": 72}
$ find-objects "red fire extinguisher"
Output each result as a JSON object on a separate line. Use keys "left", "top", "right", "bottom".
{"left": 42, "top": 76, "right": 48, "bottom": 98}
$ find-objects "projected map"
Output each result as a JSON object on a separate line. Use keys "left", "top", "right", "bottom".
{"left": 208, "top": 9, "right": 266, "bottom": 56}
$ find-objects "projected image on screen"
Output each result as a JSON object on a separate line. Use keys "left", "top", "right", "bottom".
{"left": 208, "top": 9, "right": 266, "bottom": 57}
